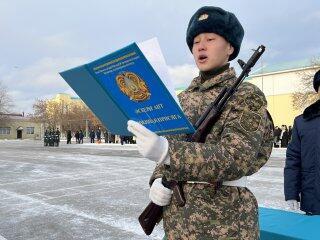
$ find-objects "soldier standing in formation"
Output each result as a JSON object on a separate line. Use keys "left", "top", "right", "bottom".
{"left": 43, "top": 128, "right": 60, "bottom": 147}
{"left": 44, "top": 129, "right": 49, "bottom": 146}
{"left": 54, "top": 128, "right": 60, "bottom": 147}
{"left": 128, "top": 6, "right": 274, "bottom": 239}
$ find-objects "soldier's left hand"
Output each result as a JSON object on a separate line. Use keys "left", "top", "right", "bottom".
{"left": 127, "top": 120, "right": 170, "bottom": 165}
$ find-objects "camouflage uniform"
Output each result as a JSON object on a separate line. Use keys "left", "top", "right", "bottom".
{"left": 150, "top": 67, "right": 274, "bottom": 240}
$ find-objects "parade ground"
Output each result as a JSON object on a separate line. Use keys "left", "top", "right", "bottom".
{"left": 0, "top": 140, "right": 290, "bottom": 240}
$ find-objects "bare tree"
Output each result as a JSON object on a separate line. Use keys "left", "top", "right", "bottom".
{"left": 292, "top": 58, "right": 320, "bottom": 111}
{"left": 32, "top": 99, "right": 48, "bottom": 122}
{"left": 32, "top": 98, "right": 102, "bottom": 133}
{"left": 0, "top": 81, "right": 13, "bottom": 125}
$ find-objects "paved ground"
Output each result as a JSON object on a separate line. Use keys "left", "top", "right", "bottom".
{"left": 0, "top": 140, "right": 290, "bottom": 240}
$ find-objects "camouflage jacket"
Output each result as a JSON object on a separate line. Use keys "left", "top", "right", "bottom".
{"left": 150, "top": 67, "right": 274, "bottom": 240}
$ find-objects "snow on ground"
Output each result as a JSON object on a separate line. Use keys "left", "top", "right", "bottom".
{"left": 0, "top": 140, "right": 294, "bottom": 239}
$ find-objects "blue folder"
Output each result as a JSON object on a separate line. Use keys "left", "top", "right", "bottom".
{"left": 60, "top": 43, "right": 195, "bottom": 136}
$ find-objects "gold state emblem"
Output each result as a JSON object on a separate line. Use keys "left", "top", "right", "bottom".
{"left": 116, "top": 72, "right": 151, "bottom": 102}
{"left": 198, "top": 13, "right": 209, "bottom": 21}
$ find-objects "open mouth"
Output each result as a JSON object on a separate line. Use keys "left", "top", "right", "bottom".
{"left": 198, "top": 54, "right": 208, "bottom": 63}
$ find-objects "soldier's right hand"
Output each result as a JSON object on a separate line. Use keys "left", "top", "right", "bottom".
{"left": 149, "top": 178, "right": 173, "bottom": 206}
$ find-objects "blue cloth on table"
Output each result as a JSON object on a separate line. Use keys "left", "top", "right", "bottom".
{"left": 259, "top": 207, "right": 320, "bottom": 240}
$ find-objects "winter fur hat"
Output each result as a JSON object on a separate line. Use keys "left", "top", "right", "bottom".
{"left": 186, "top": 6, "right": 244, "bottom": 61}
{"left": 313, "top": 70, "right": 320, "bottom": 92}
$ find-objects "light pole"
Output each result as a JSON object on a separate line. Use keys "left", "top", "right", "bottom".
{"left": 85, "top": 119, "right": 89, "bottom": 138}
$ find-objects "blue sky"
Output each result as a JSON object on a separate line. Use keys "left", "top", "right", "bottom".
{"left": 1, "top": 0, "right": 319, "bottom": 113}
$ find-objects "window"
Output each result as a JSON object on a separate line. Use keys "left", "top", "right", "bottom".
{"left": 26, "top": 127, "right": 34, "bottom": 134}
{"left": 0, "top": 127, "right": 11, "bottom": 135}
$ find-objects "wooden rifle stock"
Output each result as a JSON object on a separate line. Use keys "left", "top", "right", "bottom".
{"left": 138, "top": 178, "right": 185, "bottom": 235}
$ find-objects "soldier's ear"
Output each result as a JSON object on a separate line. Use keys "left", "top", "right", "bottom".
{"left": 227, "top": 43, "right": 234, "bottom": 57}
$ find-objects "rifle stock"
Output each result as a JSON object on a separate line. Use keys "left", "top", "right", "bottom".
{"left": 138, "top": 202, "right": 163, "bottom": 235}
{"left": 138, "top": 179, "right": 185, "bottom": 235}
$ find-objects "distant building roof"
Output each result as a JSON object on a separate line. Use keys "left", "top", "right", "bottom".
{"left": 0, "top": 113, "right": 30, "bottom": 120}
{"left": 1, "top": 113, "right": 23, "bottom": 117}
{"left": 250, "top": 59, "right": 319, "bottom": 77}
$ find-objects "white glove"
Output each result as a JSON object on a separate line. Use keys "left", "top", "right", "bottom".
{"left": 287, "top": 200, "right": 300, "bottom": 211}
{"left": 127, "top": 120, "right": 170, "bottom": 165}
{"left": 149, "top": 178, "right": 173, "bottom": 206}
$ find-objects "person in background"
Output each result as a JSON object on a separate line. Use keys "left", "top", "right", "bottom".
{"left": 75, "top": 130, "right": 80, "bottom": 144}
{"left": 284, "top": 69, "right": 320, "bottom": 215}
{"left": 104, "top": 130, "right": 109, "bottom": 143}
{"left": 288, "top": 125, "right": 292, "bottom": 141}
{"left": 67, "top": 129, "right": 72, "bottom": 144}
{"left": 281, "top": 125, "right": 289, "bottom": 148}
{"left": 96, "top": 127, "right": 101, "bottom": 143}
{"left": 79, "top": 130, "right": 84, "bottom": 144}
{"left": 274, "top": 126, "right": 281, "bottom": 148}
{"left": 90, "top": 129, "right": 95, "bottom": 143}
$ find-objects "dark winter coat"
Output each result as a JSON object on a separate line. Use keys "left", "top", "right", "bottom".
{"left": 284, "top": 100, "right": 320, "bottom": 214}
{"left": 89, "top": 131, "right": 94, "bottom": 138}
{"left": 79, "top": 131, "right": 84, "bottom": 139}
{"left": 281, "top": 130, "right": 289, "bottom": 147}
{"left": 67, "top": 130, "right": 72, "bottom": 139}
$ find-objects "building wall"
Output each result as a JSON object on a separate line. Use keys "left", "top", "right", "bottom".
{"left": 0, "top": 119, "right": 42, "bottom": 140}
{"left": 247, "top": 67, "right": 318, "bottom": 126}
{"left": 53, "top": 93, "right": 83, "bottom": 106}
{"left": 248, "top": 70, "right": 302, "bottom": 96}
{"left": 266, "top": 94, "right": 300, "bottom": 127}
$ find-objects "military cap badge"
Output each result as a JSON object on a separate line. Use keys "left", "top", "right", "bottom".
{"left": 198, "top": 13, "right": 209, "bottom": 21}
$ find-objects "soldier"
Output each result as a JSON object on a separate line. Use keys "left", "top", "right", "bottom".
{"left": 44, "top": 129, "right": 49, "bottom": 146}
{"left": 128, "top": 6, "right": 274, "bottom": 239}
{"left": 54, "top": 128, "right": 60, "bottom": 147}
{"left": 48, "top": 129, "right": 55, "bottom": 146}
{"left": 128, "top": 7, "right": 273, "bottom": 240}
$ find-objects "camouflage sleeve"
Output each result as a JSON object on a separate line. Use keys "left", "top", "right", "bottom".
{"left": 149, "top": 164, "right": 166, "bottom": 186}
{"left": 246, "top": 110, "right": 274, "bottom": 176}
{"left": 166, "top": 85, "right": 270, "bottom": 183}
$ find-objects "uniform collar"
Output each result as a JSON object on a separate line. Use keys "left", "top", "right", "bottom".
{"left": 188, "top": 67, "right": 237, "bottom": 92}
{"left": 200, "top": 63, "right": 230, "bottom": 81}
{"left": 303, "top": 99, "right": 320, "bottom": 120}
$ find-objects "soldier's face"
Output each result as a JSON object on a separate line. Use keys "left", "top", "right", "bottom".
{"left": 192, "top": 33, "right": 234, "bottom": 71}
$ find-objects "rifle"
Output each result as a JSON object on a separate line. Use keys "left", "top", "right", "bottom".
{"left": 138, "top": 45, "right": 266, "bottom": 235}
